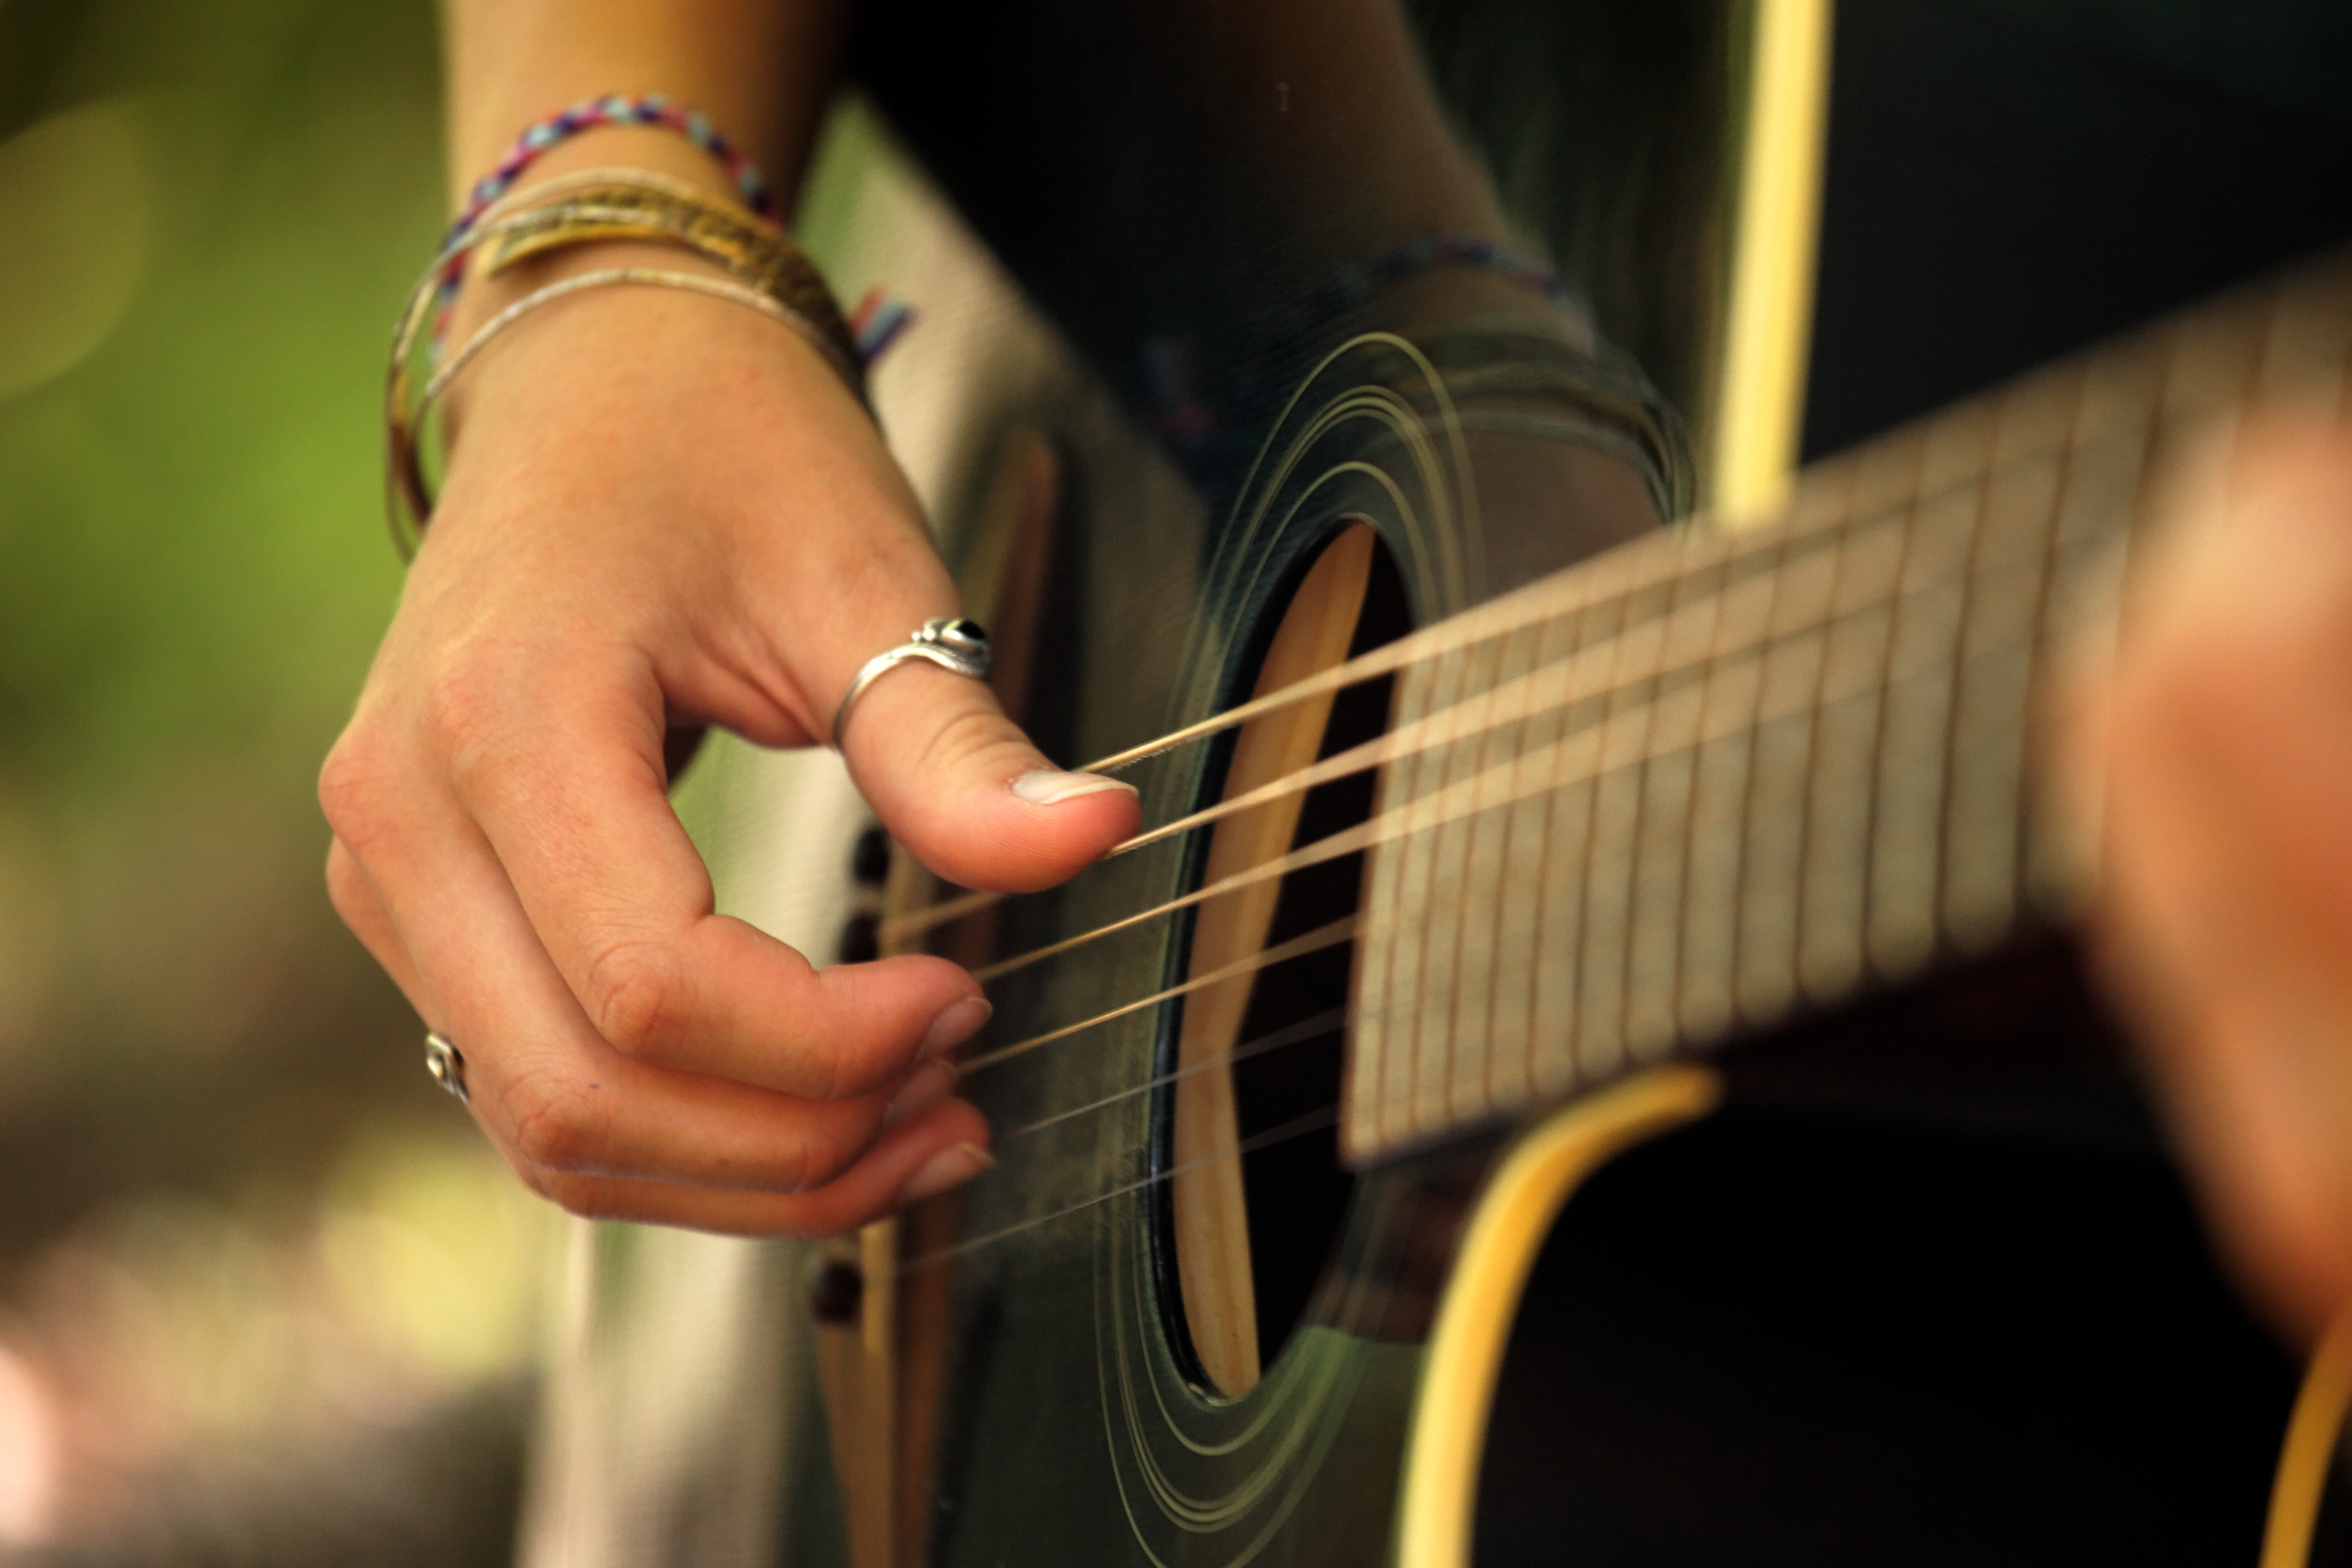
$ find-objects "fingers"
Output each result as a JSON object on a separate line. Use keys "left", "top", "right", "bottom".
{"left": 326, "top": 763, "right": 985, "bottom": 1207}
{"left": 332, "top": 814, "right": 995, "bottom": 1233}
{"left": 726, "top": 450, "right": 1143, "bottom": 894}
{"left": 2079, "top": 406, "right": 2352, "bottom": 1337}
{"left": 320, "top": 279, "right": 1035, "bottom": 1240}
{"left": 326, "top": 837, "right": 424, "bottom": 1004}
{"left": 418, "top": 640, "right": 985, "bottom": 1094}
{"left": 838, "top": 658, "right": 1140, "bottom": 893}
{"left": 483, "top": 1099, "right": 995, "bottom": 1238}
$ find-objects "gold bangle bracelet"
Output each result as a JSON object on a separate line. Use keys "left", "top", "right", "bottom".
{"left": 472, "top": 182, "right": 860, "bottom": 385}
{"left": 384, "top": 169, "right": 869, "bottom": 558}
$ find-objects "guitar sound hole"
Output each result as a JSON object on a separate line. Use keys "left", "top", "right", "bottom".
{"left": 1158, "top": 526, "right": 1409, "bottom": 1397}
{"left": 1228, "top": 593, "right": 1402, "bottom": 1364}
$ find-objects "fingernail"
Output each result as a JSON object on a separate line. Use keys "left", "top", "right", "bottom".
{"left": 882, "top": 1061, "right": 955, "bottom": 1128}
{"left": 921, "top": 995, "right": 992, "bottom": 1058}
{"left": 901, "top": 1141, "right": 995, "bottom": 1204}
{"left": 1011, "top": 769, "right": 1139, "bottom": 806}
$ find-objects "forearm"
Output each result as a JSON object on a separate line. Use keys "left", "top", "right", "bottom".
{"left": 439, "top": 0, "right": 849, "bottom": 211}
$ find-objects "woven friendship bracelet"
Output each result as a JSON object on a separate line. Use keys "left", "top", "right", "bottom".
{"left": 452, "top": 93, "right": 775, "bottom": 245}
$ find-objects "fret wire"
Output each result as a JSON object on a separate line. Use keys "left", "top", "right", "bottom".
{"left": 1638, "top": 544, "right": 1721, "bottom": 1052}
{"left": 1567, "top": 555, "right": 1641, "bottom": 1084}
{"left": 1441, "top": 614, "right": 1529, "bottom": 1128}
{"left": 1520, "top": 573, "right": 1603, "bottom": 1106}
{"left": 1486, "top": 597, "right": 1580, "bottom": 1114}
{"left": 1684, "top": 522, "right": 1769, "bottom": 1048}
{"left": 1398, "top": 637, "right": 1466, "bottom": 1147}
{"left": 1865, "top": 429, "right": 1967, "bottom": 977}
{"left": 1926, "top": 381, "right": 2014, "bottom": 959}
{"left": 1852, "top": 409, "right": 1936, "bottom": 993}
{"left": 1440, "top": 623, "right": 1512, "bottom": 1125}
{"left": 1784, "top": 437, "right": 1879, "bottom": 1011}
{"left": 1725, "top": 487, "right": 1803, "bottom": 1032}
{"left": 1605, "top": 570, "right": 1670, "bottom": 1079}
{"left": 1644, "top": 526, "right": 1736, "bottom": 1063}
{"left": 2001, "top": 361, "right": 2092, "bottom": 938}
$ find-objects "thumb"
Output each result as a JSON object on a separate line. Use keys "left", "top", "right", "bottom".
{"left": 836, "top": 651, "right": 1139, "bottom": 894}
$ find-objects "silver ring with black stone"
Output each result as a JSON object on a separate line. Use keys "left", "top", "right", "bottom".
{"left": 423, "top": 1030, "right": 470, "bottom": 1104}
{"left": 831, "top": 618, "right": 993, "bottom": 749}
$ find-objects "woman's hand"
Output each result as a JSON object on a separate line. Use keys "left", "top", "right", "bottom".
{"left": 2069, "top": 409, "right": 2352, "bottom": 1340}
{"left": 320, "top": 262, "right": 1137, "bottom": 1236}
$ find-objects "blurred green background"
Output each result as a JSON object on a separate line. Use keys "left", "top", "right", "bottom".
{"left": 0, "top": 1, "right": 549, "bottom": 1560}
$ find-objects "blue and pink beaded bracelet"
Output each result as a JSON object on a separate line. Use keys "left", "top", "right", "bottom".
{"left": 429, "top": 95, "right": 918, "bottom": 369}
{"left": 451, "top": 93, "right": 776, "bottom": 247}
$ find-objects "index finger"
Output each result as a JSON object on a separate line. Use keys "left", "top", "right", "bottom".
{"left": 428, "top": 639, "right": 988, "bottom": 1096}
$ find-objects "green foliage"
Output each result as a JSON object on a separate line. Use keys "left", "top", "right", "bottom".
{"left": 0, "top": 0, "right": 481, "bottom": 1264}
{"left": 0, "top": 0, "right": 440, "bottom": 787}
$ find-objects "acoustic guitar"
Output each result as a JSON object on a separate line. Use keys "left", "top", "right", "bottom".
{"left": 511, "top": 6, "right": 2352, "bottom": 1565}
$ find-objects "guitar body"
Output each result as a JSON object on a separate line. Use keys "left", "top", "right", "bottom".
{"left": 514, "top": 6, "right": 2352, "bottom": 1565}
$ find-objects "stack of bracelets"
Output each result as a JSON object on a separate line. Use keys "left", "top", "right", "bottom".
{"left": 383, "top": 95, "right": 862, "bottom": 559}
{"left": 387, "top": 95, "right": 1599, "bottom": 560}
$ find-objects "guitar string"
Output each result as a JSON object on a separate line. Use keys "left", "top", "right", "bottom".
{"left": 927, "top": 278, "right": 2313, "bottom": 983}
{"left": 1070, "top": 477, "right": 1821, "bottom": 779}
{"left": 977, "top": 910, "right": 1563, "bottom": 1153}
{"left": 883, "top": 468, "right": 2020, "bottom": 951}
{"left": 887, "top": 536, "right": 1795, "bottom": 942}
{"left": 926, "top": 505, "right": 2082, "bottom": 1174}
{"left": 895, "top": 1102, "right": 1342, "bottom": 1279}
{"left": 1063, "top": 394, "right": 2110, "bottom": 785}
{"left": 908, "top": 533, "right": 1965, "bottom": 1262}
{"left": 956, "top": 534, "right": 2051, "bottom": 993}
{"left": 956, "top": 915, "right": 1359, "bottom": 1072}
{"left": 907, "top": 554, "right": 1999, "bottom": 1277}
{"left": 890, "top": 272, "right": 2346, "bottom": 1280}
{"left": 993, "top": 1006, "right": 1349, "bottom": 1143}
{"left": 883, "top": 512, "right": 1849, "bottom": 944}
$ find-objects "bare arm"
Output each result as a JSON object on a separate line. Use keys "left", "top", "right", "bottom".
{"left": 441, "top": 0, "right": 837, "bottom": 211}
{"left": 322, "top": 0, "right": 1137, "bottom": 1236}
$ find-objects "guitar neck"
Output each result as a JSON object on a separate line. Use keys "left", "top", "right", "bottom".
{"left": 1344, "top": 246, "right": 2352, "bottom": 1166}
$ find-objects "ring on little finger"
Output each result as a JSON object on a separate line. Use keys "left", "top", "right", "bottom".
{"left": 423, "top": 1030, "right": 471, "bottom": 1104}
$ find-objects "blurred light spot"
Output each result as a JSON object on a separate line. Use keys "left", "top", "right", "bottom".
{"left": 0, "top": 1342, "right": 60, "bottom": 1545}
{"left": 322, "top": 1135, "right": 548, "bottom": 1384}
{"left": 0, "top": 100, "right": 152, "bottom": 399}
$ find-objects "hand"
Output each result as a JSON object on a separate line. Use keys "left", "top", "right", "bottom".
{"left": 321, "top": 256, "right": 1138, "bottom": 1236}
{"left": 2067, "top": 408, "right": 2352, "bottom": 1339}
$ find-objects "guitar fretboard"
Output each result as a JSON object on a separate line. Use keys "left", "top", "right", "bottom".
{"left": 1344, "top": 248, "right": 2352, "bottom": 1166}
